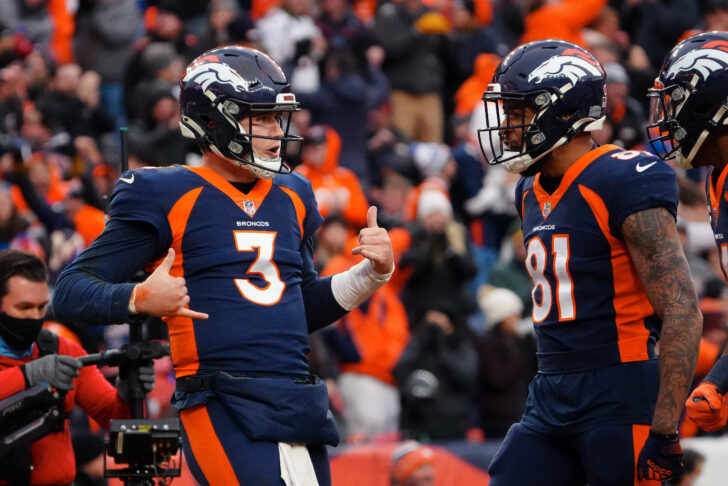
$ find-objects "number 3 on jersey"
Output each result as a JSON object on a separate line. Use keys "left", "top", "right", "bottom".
{"left": 233, "top": 231, "right": 285, "bottom": 305}
{"left": 526, "top": 235, "right": 575, "bottom": 322}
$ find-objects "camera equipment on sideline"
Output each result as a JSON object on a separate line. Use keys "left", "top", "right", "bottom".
{"left": 82, "top": 339, "right": 181, "bottom": 485}
{"left": 0, "top": 385, "right": 64, "bottom": 457}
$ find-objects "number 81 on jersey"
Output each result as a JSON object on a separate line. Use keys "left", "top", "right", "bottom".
{"left": 526, "top": 235, "right": 575, "bottom": 322}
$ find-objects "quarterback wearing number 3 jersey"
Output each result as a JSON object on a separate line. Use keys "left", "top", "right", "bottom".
{"left": 478, "top": 40, "right": 701, "bottom": 486}
{"left": 52, "top": 46, "right": 394, "bottom": 486}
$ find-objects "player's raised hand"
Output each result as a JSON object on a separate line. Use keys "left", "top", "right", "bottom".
{"left": 352, "top": 206, "right": 394, "bottom": 275}
{"left": 133, "top": 249, "right": 209, "bottom": 320}
{"left": 686, "top": 382, "right": 728, "bottom": 431}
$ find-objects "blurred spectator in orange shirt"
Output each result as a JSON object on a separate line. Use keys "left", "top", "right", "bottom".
{"left": 320, "top": 244, "right": 410, "bottom": 441}
{"left": 453, "top": 53, "right": 500, "bottom": 117}
{"left": 296, "top": 125, "right": 370, "bottom": 229}
{"left": 521, "top": 0, "right": 608, "bottom": 47}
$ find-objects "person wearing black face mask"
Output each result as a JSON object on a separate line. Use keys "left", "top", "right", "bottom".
{"left": 0, "top": 249, "right": 154, "bottom": 486}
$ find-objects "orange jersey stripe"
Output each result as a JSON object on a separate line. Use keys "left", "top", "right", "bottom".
{"left": 579, "top": 184, "right": 653, "bottom": 362}
{"left": 164, "top": 186, "right": 203, "bottom": 378}
{"left": 179, "top": 404, "right": 239, "bottom": 485}
{"left": 708, "top": 164, "right": 728, "bottom": 222}
{"left": 533, "top": 144, "right": 618, "bottom": 219}
{"left": 184, "top": 166, "right": 272, "bottom": 217}
{"left": 279, "top": 186, "right": 306, "bottom": 238}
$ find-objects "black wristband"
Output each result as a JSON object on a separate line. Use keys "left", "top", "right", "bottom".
{"left": 649, "top": 429, "right": 679, "bottom": 442}
{"left": 19, "top": 364, "right": 30, "bottom": 389}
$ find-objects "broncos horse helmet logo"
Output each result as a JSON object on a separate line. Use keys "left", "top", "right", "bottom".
{"left": 183, "top": 62, "right": 252, "bottom": 94}
{"left": 527, "top": 54, "right": 603, "bottom": 86}
{"left": 664, "top": 48, "right": 728, "bottom": 82}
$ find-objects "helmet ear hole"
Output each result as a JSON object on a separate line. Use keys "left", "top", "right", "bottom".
{"left": 199, "top": 114, "right": 216, "bottom": 128}
{"left": 693, "top": 102, "right": 713, "bottom": 115}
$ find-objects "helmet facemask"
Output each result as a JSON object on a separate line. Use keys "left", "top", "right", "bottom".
{"left": 647, "top": 81, "right": 728, "bottom": 169}
{"left": 478, "top": 83, "right": 604, "bottom": 174}
{"left": 182, "top": 93, "right": 302, "bottom": 179}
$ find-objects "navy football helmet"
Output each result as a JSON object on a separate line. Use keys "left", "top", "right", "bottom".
{"left": 179, "top": 46, "right": 301, "bottom": 178}
{"left": 478, "top": 39, "right": 606, "bottom": 174}
{"left": 647, "top": 31, "right": 728, "bottom": 168}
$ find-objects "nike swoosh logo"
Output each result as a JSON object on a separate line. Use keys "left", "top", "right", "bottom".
{"left": 120, "top": 174, "right": 135, "bottom": 184}
{"left": 635, "top": 161, "right": 657, "bottom": 173}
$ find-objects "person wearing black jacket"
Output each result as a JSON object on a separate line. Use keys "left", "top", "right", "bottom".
{"left": 393, "top": 300, "right": 477, "bottom": 441}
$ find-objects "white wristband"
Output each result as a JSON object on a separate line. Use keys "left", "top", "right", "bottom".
{"left": 331, "top": 259, "right": 394, "bottom": 311}
{"left": 128, "top": 285, "right": 139, "bottom": 315}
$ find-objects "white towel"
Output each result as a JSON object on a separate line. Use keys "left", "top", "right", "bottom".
{"left": 278, "top": 442, "right": 320, "bottom": 486}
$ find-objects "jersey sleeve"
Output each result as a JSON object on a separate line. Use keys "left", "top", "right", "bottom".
{"left": 108, "top": 170, "right": 173, "bottom": 244}
{"left": 277, "top": 172, "right": 324, "bottom": 240}
{"left": 607, "top": 153, "right": 678, "bottom": 239}
{"left": 298, "top": 173, "right": 324, "bottom": 240}
{"left": 51, "top": 219, "right": 163, "bottom": 325}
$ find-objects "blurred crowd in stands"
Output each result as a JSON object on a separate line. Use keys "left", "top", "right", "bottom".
{"left": 2, "top": 0, "right": 728, "bottom": 478}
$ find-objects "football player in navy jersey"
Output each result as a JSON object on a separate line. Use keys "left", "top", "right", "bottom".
{"left": 477, "top": 39, "right": 702, "bottom": 485}
{"left": 51, "top": 46, "right": 394, "bottom": 485}
{"left": 647, "top": 31, "right": 728, "bottom": 435}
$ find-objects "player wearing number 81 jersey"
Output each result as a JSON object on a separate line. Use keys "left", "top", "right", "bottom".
{"left": 479, "top": 39, "right": 701, "bottom": 486}
{"left": 518, "top": 145, "right": 673, "bottom": 374}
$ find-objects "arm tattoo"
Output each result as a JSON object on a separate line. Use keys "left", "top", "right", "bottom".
{"left": 622, "top": 207, "right": 702, "bottom": 433}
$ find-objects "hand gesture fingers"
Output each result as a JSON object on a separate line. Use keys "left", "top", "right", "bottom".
{"left": 134, "top": 248, "right": 208, "bottom": 319}
{"left": 366, "top": 206, "right": 379, "bottom": 228}
{"left": 154, "top": 248, "right": 176, "bottom": 275}
{"left": 352, "top": 206, "right": 394, "bottom": 275}
{"left": 174, "top": 307, "right": 210, "bottom": 320}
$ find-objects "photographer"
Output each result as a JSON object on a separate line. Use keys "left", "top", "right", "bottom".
{"left": 393, "top": 301, "right": 477, "bottom": 441}
{"left": 399, "top": 189, "right": 477, "bottom": 325}
{"left": 0, "top": 250, "right": 155, "bottom": 486}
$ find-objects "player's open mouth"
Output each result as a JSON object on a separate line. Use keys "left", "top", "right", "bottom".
{"left": 262, "top": 146, "right": 280, "bottom": 158}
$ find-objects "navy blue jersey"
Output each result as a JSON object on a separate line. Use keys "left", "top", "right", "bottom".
{"left": 115, "top": 165, "right": 324, "bottom": 378}
{"left": 707, "top": 165, "right": 728, "bottom": 282}
{"left": 516, "top": 145, "right": 678, "bottom": 373}
{"left": 55, "top": 164, "right": 347, "bottom": 380}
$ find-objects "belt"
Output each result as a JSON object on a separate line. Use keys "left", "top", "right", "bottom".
{"left": 176, "top": 375, "right": 217, "bottom": 393}
{"left": 176, "top": 372, "right": 318, "bottom": 392}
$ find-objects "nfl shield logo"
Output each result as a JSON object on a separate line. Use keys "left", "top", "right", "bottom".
{"left": 243, "top": 200, "right": 256, "bottom": 217}
{"left": 542, "top": 202, "right": 551, "bottom": 218}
